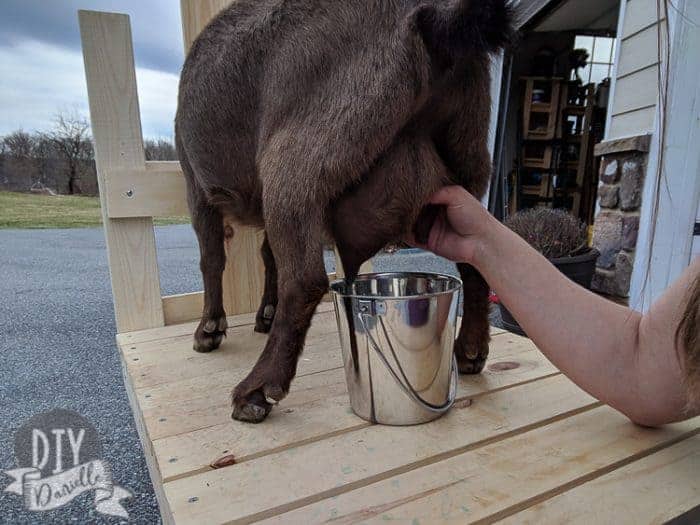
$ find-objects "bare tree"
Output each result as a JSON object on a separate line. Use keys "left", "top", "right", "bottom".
{"left": 1, "top": 131, "right": 39, "bottom": 188}
{"left": 144, "top": 138, "right": 178, "bottom": 161}
{"left": 45, "top": 112, "right": 94, "bottom": 194}
{"left": 32, "top": 135, "right": 60, "bottom": 187}
{"left": 1, "top": 130, "right": 36, "bottom": 158}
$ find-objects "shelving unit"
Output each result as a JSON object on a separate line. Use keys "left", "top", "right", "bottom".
{"left": 562, "top": 83, "right": 596, "bottom": 217}
{"left": 516, "top": 77, "right": 597, "bottom": 218}
{"left": 522, "top": 77, "right": 562, "bottom": 141}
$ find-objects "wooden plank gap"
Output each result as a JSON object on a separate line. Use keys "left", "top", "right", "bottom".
{"left": 148, "top": 338, "right": 553, "bottom": 482}
{"left": 481, "top": 427, "right": 700, "bottom": 525}
{"left": 165, "top": 422, "right": 372, "bottom": 483}
{"left": 158, "top": 371, "right": 563, "bottom": 483}
{"left": 151, "top": 366, "right": 347, "bottom": 440}
{"left": 211, "top": 402, "right": 603, "bottom": 525}
{"left": 466, "top": 371, "right": 562, "bottom": 402}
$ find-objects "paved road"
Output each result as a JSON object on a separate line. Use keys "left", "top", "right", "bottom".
{"left": 0, "top": 225, "right": 496, "bottom": 523}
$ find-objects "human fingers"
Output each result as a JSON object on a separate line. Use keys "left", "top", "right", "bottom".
{"left": 427, "top": 215, "right": 470, "bottom": 262}
{"left": 428, "top": 185, "right": 471, "bottom": 208}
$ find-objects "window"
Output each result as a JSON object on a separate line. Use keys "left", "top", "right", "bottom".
{"left": 572, "top": 35, "right": 616, "bottom": 85}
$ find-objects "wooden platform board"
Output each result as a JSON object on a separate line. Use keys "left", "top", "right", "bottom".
{"left": 117, "top": 304, "right": 700, "bottom": 524}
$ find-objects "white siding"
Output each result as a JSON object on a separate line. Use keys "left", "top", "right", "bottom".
{"left": 611, "top": 65, "right": 658, "bottom": 114}
{"left": 622, "top": 0, "right": 661, "bottom": 35}
{"left": 616, "top": 22, "right": 664, "bottom": 77}
{"left": 607, "top": 0, "right": 664, "bottom": 139}
{"left": 608, "top": 105, "right": 656, "bottom": 138}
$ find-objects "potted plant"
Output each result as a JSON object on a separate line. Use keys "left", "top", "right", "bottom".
{"left": 498, "top": 208, "right": 600, "bottom": 336}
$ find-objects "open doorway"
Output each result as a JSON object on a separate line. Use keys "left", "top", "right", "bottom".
{"left": 491, "top": 0, "right": 621, "bottom": 226}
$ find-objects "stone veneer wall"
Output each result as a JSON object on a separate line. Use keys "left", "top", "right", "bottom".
{"left": 590, "top": 135, "right": 651, "bottom": 298}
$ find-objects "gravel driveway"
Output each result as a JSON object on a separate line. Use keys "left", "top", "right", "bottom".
{"left": 0, "top": 225, "right": 495, "bottom": 523}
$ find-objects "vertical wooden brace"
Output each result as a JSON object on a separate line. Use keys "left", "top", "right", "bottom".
{"left": 79, "top": 11, "right": 164, "bottom": 332}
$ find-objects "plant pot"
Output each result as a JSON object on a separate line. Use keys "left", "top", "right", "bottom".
{"left": 549, "top": 248, "right": 601, "bottom": 288}
{"left": 498, "top": 248, "right": 600, "bottom": 337}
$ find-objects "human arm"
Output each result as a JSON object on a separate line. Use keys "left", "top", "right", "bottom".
{"left": 417, "top": 186, "right": 700, "bottom": 426}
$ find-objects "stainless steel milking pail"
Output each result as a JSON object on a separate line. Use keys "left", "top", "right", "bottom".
{"left": 330, "top": 273, "right": 462, "bottom": 425}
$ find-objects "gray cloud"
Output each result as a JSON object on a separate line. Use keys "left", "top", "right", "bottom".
{"left": 0, "top": 1, "right": 185, "bottom": 137}
{"left": 0, "top": 0, "right": 184, "bottom": 74}
{"left": 0, "top": 39, "right": 180, "bottom": 138}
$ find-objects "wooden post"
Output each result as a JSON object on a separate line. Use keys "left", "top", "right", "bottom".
{"left": 180, "top": 0, "right": 232, "bottom": 50}
{"left": 180, "top": 0, "right": 267, "bottom": 315}
{"left": 79, "top": 11, "right": 164, "bottom": 333}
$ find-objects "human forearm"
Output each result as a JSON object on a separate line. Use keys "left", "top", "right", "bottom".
{"left": 470, "top": 218, "right": 652, "bottom": 420}
{"left": 419, "top": 186, "right": 693, "bottom": 423}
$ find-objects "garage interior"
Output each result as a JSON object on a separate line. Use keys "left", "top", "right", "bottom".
{"left": 490, "top": 0, "right": 621, "bottom": 225}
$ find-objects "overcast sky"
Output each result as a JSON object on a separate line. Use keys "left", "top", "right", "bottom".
{"left": 0, "top": 0, "right": 183, "bottom": 138}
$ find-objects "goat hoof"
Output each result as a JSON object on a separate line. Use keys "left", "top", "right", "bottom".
{"left": 457, "top": 356, "right": 487, "bottom": 375}
{"left": 193, "top": 316, "right": 227, "bottom": 353}
{"left": 455, "top": 338, "right": 489, "bottom": 375}
{"left": 254, "top": 304, "right": 275, "bottom": 334}
{"left": 254, "top": 319, "right": 273, "bottom": 334}
{"left": 231, "top": 368, "right": 291, "bottom": 423}
{"left": 231, "top": 390, "right": 272, "bottom": 423}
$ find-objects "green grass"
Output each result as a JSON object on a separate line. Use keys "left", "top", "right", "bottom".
{"left": 0, "top": 191, "right": 190, "bottom": 229}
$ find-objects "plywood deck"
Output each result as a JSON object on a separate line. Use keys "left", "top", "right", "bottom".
{"left": 117, "top": 304, "right": 700, "bottom": 524}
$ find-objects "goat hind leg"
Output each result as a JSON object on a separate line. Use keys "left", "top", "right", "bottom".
{"left": 191, "top": 202, "right": 228, "bottom": 353}
{"left": 455, "top": 263, "right": 490, "bottom": 373}
{"left": 232, "top": 212, "right": 328, "bottom": 422}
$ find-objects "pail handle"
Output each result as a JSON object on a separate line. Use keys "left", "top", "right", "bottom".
{"left": 358, "top": 310, "right": 457, "bottom": 414}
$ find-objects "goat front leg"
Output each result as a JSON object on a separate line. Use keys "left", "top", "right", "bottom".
{"left": 254, "top": 234, "right": 278, "bottom": 334}
{"left": 232, "top": 210, "right": 328, "bottom": 423}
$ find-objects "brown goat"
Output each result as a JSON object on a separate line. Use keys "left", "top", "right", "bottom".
{"left": 175, "top": 0, "right": 513, "bottom": 423}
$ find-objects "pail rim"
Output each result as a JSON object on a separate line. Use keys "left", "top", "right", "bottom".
{"left": 330, "top": 272, "right": 462, "bottom": 300}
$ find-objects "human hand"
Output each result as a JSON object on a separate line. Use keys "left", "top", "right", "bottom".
{"left": 410, "top": 186, "right": 495, "bottom": 264}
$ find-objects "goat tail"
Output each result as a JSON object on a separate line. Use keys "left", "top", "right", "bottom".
{"left": 462, "top": 0, "right": 516, "bottom": 52}
{"left": 415, "top": 0, "right": 516, "bottom": 58}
